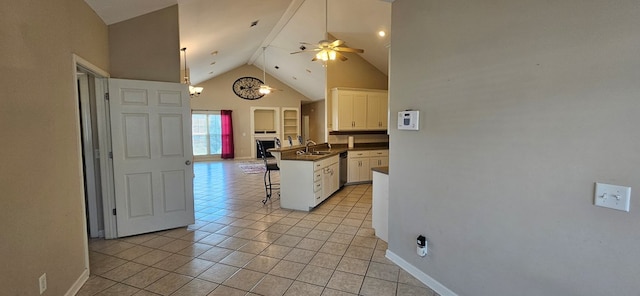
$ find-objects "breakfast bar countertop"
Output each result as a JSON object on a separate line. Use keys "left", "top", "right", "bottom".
{"left": 270, "top": 142, "right": 389, "bottom": 162}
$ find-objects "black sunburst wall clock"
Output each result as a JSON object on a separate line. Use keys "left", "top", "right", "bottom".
{"left": 232, "top": 76, "right": 264, "bottom": 100}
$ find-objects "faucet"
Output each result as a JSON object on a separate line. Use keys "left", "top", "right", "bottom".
{"left": 305, "top": 139, "right": 317, "bottom": 153}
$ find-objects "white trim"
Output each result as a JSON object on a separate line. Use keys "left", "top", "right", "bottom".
{"left": 385, "top": 249, "right": 458, "bottom": 296}
{"left": 72, "top": 54, "right": 111, "bottom": 285}
{"left": 64, "top": 268, "right": 89, "bottom": 296}
{"left": 96, "top": 77, "right": 117, "bottom": 239}
{"left": 74, "top": 55, "right": 109, "bottom": 77}
{"left": 71, "top": 54, "right": 91, "bottom": 279}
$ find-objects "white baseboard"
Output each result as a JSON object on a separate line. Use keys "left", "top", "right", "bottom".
{"left": 65, "top": 268, "right": 89, "bottom": 296}
{"left": 385, "top": 250, "right": 458, "bottom": 296}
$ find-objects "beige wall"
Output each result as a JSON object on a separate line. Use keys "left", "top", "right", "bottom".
{"left": 389, "top": 1, "right": 640, "bottom": 295}
{"left": 108, "top": 5, "right": 180, "bottom": 83}
{"left": 190, "top": 64, "right": 311, "bottom": 159}
{"left": 0, "top": 0, "right": 109, "bottom": 295}
{"left": 325, "top": 35, "right": 389, "bottom": 142}
{"left": 301, "top": 100, "right": 325, "bottom": 143}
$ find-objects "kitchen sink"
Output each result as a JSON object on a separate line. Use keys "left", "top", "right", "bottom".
{"left": 310, "top": 150, "right": 332, "bottom": 155}
{"left": 296, "top": 150, "right": 333, "bottom": 156}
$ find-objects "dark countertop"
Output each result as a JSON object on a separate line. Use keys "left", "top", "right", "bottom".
{"left": 372, "top": 166, "right": 389, "bottom": 175}
{"left": 274, "top": 142, "right": 389, "bottom": 161}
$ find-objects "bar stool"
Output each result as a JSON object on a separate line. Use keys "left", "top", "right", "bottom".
{"left": 256, "top": 140, "right": 279, "bottom": 204}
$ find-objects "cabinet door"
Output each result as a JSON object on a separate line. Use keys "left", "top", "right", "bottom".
{"left": 336, "top": 91, "right": 367, "bottom": 130}
{"left": 336, "top": 93, "right": 354, "bottom": 130}
{"left": 352, "top": 93, "right": 368, "bottom": 129}
{"left": 366, "top": 92, "right": 388, "bottom": 130}
{"left": 330, "top": 163, "right": 340, "bottom": 193}
{"left": 369, "top": 156, "right": 389, "bottom": 179}
{"left": 348, "top": 158, "right": 361, "bottom": 183}
{"left": 358, "top": 159, "right": 371, "bottom": 182}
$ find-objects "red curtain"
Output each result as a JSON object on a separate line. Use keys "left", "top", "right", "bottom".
{"left": 221, "top": 110, "right": 234, "bottom": 159}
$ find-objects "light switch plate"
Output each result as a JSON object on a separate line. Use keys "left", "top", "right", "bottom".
{"left": 594, "top": 182, "right": 631, "bottom": 212}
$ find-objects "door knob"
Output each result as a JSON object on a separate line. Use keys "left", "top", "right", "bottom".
{"left": 185, "top": 160, "right": 192, "bottom": 165}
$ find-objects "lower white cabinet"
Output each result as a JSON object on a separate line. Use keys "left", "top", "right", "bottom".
{"left": 347, "top": 150, "right": 388, "bottom": 183}
{"left": 280, "top": 155, "right": 340, "bottom": 211}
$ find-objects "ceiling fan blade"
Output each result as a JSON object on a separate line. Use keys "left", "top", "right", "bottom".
{"left": 290, "top": 48, "right": 322, "bottom": 54}
{"left": 330, "top": 39, "right": 345, "bottom": 47}
{"left": 333, "top": 47, "right": 364, "bottom": 53}
{"left": 335, "top": 51, "right": 348, "bottom": 61}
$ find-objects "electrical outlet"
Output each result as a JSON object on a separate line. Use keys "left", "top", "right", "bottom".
{"left": 39, "top": 273, "right": 47, "bottom": 294}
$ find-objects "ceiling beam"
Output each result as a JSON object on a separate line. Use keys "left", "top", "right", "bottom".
{"left": 248, "top": 0, "right": 305, "bottom": 65}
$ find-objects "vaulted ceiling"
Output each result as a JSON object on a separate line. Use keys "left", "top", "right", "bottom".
{"left": 84, "top": 0, "right": 391, "bottom": 100}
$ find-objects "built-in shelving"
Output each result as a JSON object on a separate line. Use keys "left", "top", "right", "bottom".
{"left": 282, "top": 108, "right": 300, "bottom": 144}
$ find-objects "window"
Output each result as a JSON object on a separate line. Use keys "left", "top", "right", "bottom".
{"left": 192, "top": 111, "right": 221, "bottom": 159}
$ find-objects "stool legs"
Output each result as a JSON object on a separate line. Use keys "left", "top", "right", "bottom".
{"left": 262, "top": 169, "right": 279, "bottom": 204}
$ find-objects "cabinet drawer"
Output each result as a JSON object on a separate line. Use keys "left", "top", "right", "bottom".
{"left": 348, "top": 151, "right": 370, "bottom": 158}
{"left": 313, "top": 180, "right": 322, "bottom": 192}
{"left": 314, "top": 171, "right": 322, "bottom": 182}
{"left": 314, "top": 190, "right": 323, "bottom": 201}
{"left": 370, "top": 150, "right": 389, "bottom": 156}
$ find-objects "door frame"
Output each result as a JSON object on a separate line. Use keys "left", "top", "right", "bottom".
{"left": 71, "top": 54, "right": 111, "bottom": 293}
{"left": 73, "top": 55, "right": 117, "bottom": 239}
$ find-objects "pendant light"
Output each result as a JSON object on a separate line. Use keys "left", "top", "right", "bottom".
{"left": 180, "top": 47, "right": 203, "bottom": 97}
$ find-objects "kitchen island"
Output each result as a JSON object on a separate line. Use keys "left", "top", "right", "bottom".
{"left": 274, "top": 144, "right": 344, "bottom": 211}
{"left": 270, "top": 143, "right": 388, "bottom": 211}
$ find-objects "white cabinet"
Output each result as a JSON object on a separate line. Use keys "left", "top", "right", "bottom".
{"left": 321, "top": 162, "right": 340, "bottom": 201}
{"left": 331, "top": 88, "right": 388, "bottom": 131}
{"left": 347, "top": 150, "right": 389, "bottom": 184}
{"left": 368, "top": 150, "right": 389, "bottom": 180}
{"left": 334, "top": 90, "right": 367, "bottom": 130}
{"left": 280, "top": 155, "right": 340, "bottom": 211}
{"left": 366, "top": 92, "right": 388, "bottom": 130}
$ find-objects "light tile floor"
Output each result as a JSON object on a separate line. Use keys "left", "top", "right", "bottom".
{"left": 79, "top": 160, "right": 437, "bottom": 296}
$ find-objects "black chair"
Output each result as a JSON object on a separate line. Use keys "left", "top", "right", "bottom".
{"left": 256, "top": 140, "right": 279, "bottom": 204}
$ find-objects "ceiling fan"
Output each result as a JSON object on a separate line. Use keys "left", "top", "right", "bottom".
{"left": 290, "top": 0, "right": 364, "bottom": 62}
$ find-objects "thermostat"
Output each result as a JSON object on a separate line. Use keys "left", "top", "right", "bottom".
{"left": 398, "top": 110, "right": 419, "bottom": 130}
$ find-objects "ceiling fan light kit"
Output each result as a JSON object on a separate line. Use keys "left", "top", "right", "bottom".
{"left": 290, "top": 0, "right": 364, "bottom": 63}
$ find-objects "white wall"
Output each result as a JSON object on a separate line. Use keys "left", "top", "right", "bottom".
{"left": 388, "top": 1, "right": 640, "bottom": 295}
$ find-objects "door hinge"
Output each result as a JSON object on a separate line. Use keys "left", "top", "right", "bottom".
{"left": 104, "top": 93, "right": 109, "bottom": 100}
{"left": 108, "top": 151, "right": 113, "bottom": 159}
{"left": 112, "top": 208, "right": 116, "bottom": 215}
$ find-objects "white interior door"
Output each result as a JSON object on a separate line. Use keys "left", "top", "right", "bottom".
{"left": 108, "top": 78, "right": 194, "bottom": 237}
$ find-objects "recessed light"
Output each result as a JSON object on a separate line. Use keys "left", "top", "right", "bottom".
{"left": 210, "top": 61, "right": 216, "bottom": 65}
{"left": 378, "top": 30, "right": 386, "bottom": 37}
{"left": 211, "top": 51, "right": 218, "bottom": 56}
{"left": 305, "top": 69, "right": 311, "bottom": 73}
{"left": 209, "top": 71, "right": 214, "bottom": 74}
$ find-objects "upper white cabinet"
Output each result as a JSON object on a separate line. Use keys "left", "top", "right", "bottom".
{"left": 366, "top": 92, "right": 389, "bottom": 130}
{"left": 331, "top": 88, "right": 388, "bottom": 131}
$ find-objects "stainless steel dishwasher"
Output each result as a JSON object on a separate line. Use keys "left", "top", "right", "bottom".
{"left": 339, "top": 152, "right": 348, "bottom": 187}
